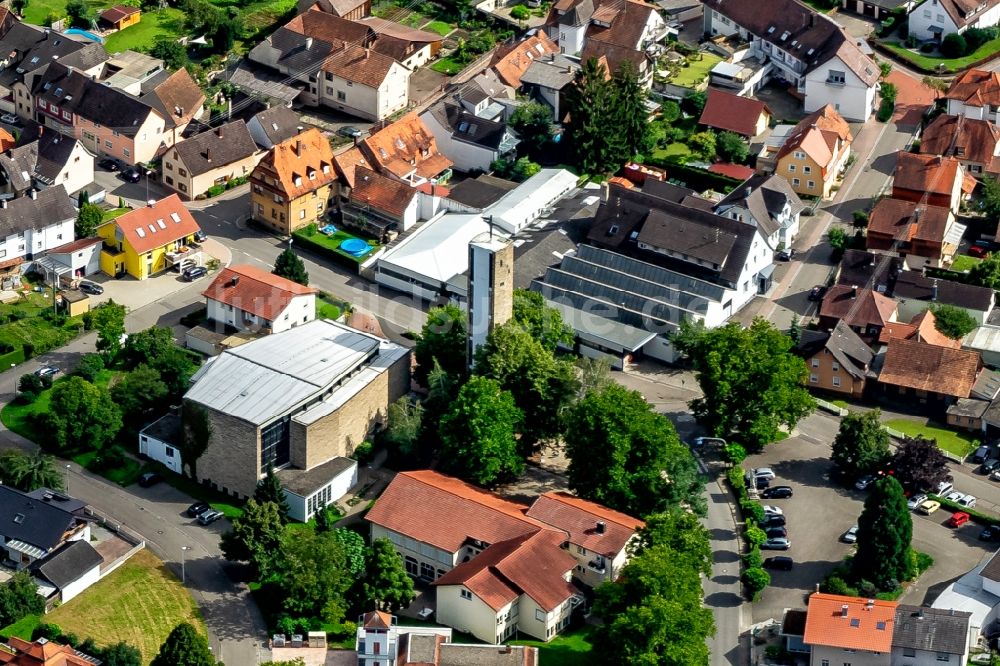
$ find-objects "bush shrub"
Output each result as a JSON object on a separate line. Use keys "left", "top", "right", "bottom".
{"left": 919, "top": 41, "right": 937, "bottom": 53}
{"left": 510, "top": 4, "right": 529, "bottom": 19}
{"left": 352, "top": 440, "right": 374, "bottom": 464}
{"left": 942, "top": 33, "right": 968, "bottom": 57}
{"left": 821, "top": 575, "right": 857, "bottom": 596}
{"left": 74, "top": 353, "right": 104, "bottom": 383}
{"left": 743, "top": 567, "right": 770, "bottom": 599}
{"left": 743, "top": 547, "right": 763, "bottom": 569}
{"left": 205, "top": 184, "right": 225, "bottom": 198}
{"left": 91, "top": 445, "right": 127, "bottom": 472}
{"left": 0, "top": 341, "right": 15, "bottom": 354}
{"left": 32, "top": 623, "right": 62, "bottom": 641}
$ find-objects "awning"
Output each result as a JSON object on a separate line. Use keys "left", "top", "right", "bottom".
{"left": 928, "top": 25, "right": 944, "bottom": 33}
{"left": 758, "top": 263, "right": 776, "bottom": 279}
{"left": 6, "top": 539, "right": 46, "bottom": 559}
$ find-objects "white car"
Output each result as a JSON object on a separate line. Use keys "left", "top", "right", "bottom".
{"left": 763, "top": 505, "right": 784, "bottom": 517}
{"left": 753, "top": 468, "right": 776, "bottom": 481}
{"left": 945, "top": 490, "right": 965, "bottom": 503}
{"left": 907, "top": 493, "right": 928, "bottom": 510}
{"left": 959, "top": 494, "right": 978, "bottom": 509}
{"left": 841, "top": 526, "right": 859, "bottom": 544}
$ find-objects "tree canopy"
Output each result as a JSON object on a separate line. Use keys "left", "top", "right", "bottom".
{"left": 508, "top": 102, "right": 553, "bottom": 160}
{"left": 254, "top": 465, "right": 290, "bottom": 522}
{"left": 40, "top": 376, "right": 122, "bottom": 453}
{"left": 831, "top": 410, "right": 891, "bottom": 482}
{"left": 632, "top": 510, "right": 712, "bottom": 575}
{"left": 219, "top": 498, "right": 285, "bottom": 580}
{"left": 511, "top": 289, "right": 574, "bottom": 352}
{"left": 413, "top": 304, "right": 467, "bottom": 386}
{"left": 273, "top": 247, "right": 309, "bottom": 286}
{"left": 675, "top": 318, "right": 814, "bottom": 450}
{"left": 75, "top": 203, "right": 103, "bottom": 239}
{"left": 852, "top": 476, "right": 912, "bottom": 590}
{"left": 364, "top": 537, "right": 416, "bottom": 612}
{"left": 275, "top": 527, "right": 351, "bottom": 623}
{"left": 91, "top": 300, "right": 127, "bottom": 360}
{"left": 892, "top": 436, "right": 951, "bottom": 491}
{"left": 0, "top": 570, "right": 46, "bottom": 627}
{"left": 150, "top": 623, "right": 219, "bottom": 666}
{"left": 0, "top": 449, "right": 64, "bottom": 491}
{"left": 930, "top": 304, "right": 977, "bottom": 340}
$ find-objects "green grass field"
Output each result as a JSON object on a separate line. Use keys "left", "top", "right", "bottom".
{"left": 103, "top": 8, "right": 185, "bottom": 53}
{"left": 316, "top": 298, "right": 342, "bottom": 320}
{"left": 652, "top": 142, "right": 692, "bottom": 162}
{"left": 424, "top": 20, "right": 453, "bottom": 36}
{"left": 511, "top": 628, "right": 593, "bottom": 666}
{"left": 950, "top": 254, "right": 981, "bottom": 273}
{"left": 47, "top": 549, "right": 205, "bottom": 664}
{"left": 0, "top": 614, "right": 41, "bottom": 641}
{"left": 883, "top": 418, "right": 978, "bottom": 458}
{"left": 431, "top": 56, "right": 466, "bottom": 75}
{"left": 669, "top": 53, "right": 723, "bottom": 88}
{"left": 0, "top": 290, "right": 83, "bottom": 358}
{"left": 880, "top": 38, "right": 1000, "bottom": 73}
{"left": 294, "top": 227, "right": 379, "bottom": 263}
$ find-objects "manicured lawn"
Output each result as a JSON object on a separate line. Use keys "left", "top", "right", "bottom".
{"left": 47, "top": 549, "right": 205, "bottom": 664}
{"left": 102, "top": 207, "right": 131, "bottom": 222}
{"left": 431, "top": 56, "right": 466, "bottom": 75}
{"left": 0, "top": 289, "right": 83, "bottom": 360}
{"left": 883, "top": 418, "right": 978, "bottom": 458}
{"left": 950, "top": 254, "right": 981, "bottom": 273}
{"left": 103, "top": 8, "right": 185, "bottom": 53}
{"left": 511, "top": 627, "right": 593, "bottom": 666}
{"left": 293, "top": 227, "right": 380, "bottom": 263}
{"left": 316, "top": 298, "right": 343, "bottom": 320}
{"left": 669, "top": 53, "right": 723, "bottom": 88}
{"left": 0, "top": 614, "right": 41, "bottom": 641}
{"left": 652, "top": 142, "right": 692, "bottom": 162}
{"left": 880, "top": 38, "right": 1000, "bottom": 73}
{"left": 424, "top": 20, "right": 453, "bottom": 36}
{"left": 22, "top": 0, "right": 104, "bottom": 26}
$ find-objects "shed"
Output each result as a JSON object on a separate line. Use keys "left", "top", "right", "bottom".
{"left": 99, "top": 5, "right": 140, "bottom": 30}
{"left": 60, "top": 289, "right": 89, "bottom": 317}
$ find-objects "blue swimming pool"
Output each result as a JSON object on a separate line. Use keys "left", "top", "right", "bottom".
{"left": 340, "top": 238, "right": 372, "bottom": 257}
{"left": 65, "top": 28, "right": 103, "bottom": 43}
{"left": 320, "top": 224, "right": 338, "bottom": 235}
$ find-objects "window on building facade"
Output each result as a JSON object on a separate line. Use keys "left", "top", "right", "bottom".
{"left": 460, "top": 589, "right": 472, "bottom": 600}
{"left": 832, "top": 376, "right": 841, "bottom": 387}
{"left": 260, "top": 417, "right": 290, "bottom": 469}
{"left": 337, "top": 91, "right": 347, "bottom": 101}
{"left": 810, "top": 374, "right": 818, "bottom": 383}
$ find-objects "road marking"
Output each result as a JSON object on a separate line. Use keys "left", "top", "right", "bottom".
{"left": 208, "top": 214, "right": 219, "bottom": 219}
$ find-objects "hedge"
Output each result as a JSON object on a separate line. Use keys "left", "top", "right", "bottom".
{"left": 0, "top": 346, "right": 26, "bottom": 369}
{"left": 290, "top": 230, "right": 369, "bottom": 272}
{"left": 930, "top": 494, "right": 1000, "bottom": 526}
{"left": 639, "top": 161, "right": 743, "bottom": 193}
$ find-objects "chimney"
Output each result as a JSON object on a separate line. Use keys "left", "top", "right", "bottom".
{"left": 851, "top": 285, "right": 858, "bottom": 298}
{"left": 42, "top": 28, "right": 49, "bottom": 39}
{"left": 231, "top": 275, "right": 240, "bottom": 287}
{"left": 297, "top": 125, "right": 303, "bottom": 133}
{"left": 365, "top": 47, "right": 370, "bottom": 59}
{"left": 29, "top": 189, "right": 36, "bottom": 200}
{"left": 205, "top": 148, "right": 211, "bottom": 162}
{"left": 294, "top": 140, "right": 301, "bottom": 156}
{"left": 841, "top": 605, "right": 849, "bottom": 618}
{"left": 917, "top": 609, "right": 925, "bottom": 619}
{"left": 1, "top": 198, "right": 7, "bottom": 208}
{"left": 932, "top": 279, "right": 939, "bottom": 301}
{"left": 601, "top": 180, "right": 610, "bottom": 203}
{"left": 745, "top": 185, "right": 752, "bottom": 198}
{"left": 305, "top": 37, "right": 313, "bottom": 49}
{"left": 38, "top": 126, "right": 43, "bottom": 137}
{"left": 866, "top": 599, "right": 875, "bottom": 611}
{"left": 596, "top": 521, "right": 606, "bottom": 534}
{"left": 216, "top": 126, "right": 223, "bottom": 139}
{"left": 67, "top": 65, "right": 73, "bottom": 75}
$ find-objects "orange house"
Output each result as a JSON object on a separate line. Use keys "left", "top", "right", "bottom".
{"left": 99, "top": 5, "right": 140, "bottom": 31}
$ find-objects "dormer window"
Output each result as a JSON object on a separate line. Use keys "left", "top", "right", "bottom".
{"left": 294, "top": 176, "right": 302, "bottom": 186}
{"left": 308, "top": 170, "right": 316, "bottom": 180}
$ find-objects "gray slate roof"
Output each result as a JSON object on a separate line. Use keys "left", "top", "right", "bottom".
{"left": 0, "top": 484, "right": 77, "bottom": 551}
{"left": 796, "top": 320, "right": 873, "bottom": 379}
{"left": 893, "top": 605, "right": 971, "bottom": 655}
{"left": 0, "top": 184, "right": 74, "bottom": 236}
{"left": 172, "top": 120, "right": 258, "bottom": 176}
{"left": 521, "top": 53, "right": 580, "bottom": 90}
{"left": 250, "top": 106, "right": 303, "bottom": 147}
{"left": 715, "top": 173, "right": 804, "bottom": 240}
{"left": 447, "top": 174, "right": 518, "bottom": 208}
{"left": 427, "top": 102, "right": 513, "bottom": 150}
{"left": 1, "top": 133, "right": 81, "bottom": 189}
{"left": 33, "top": 539, "right": 103, "bottom": 589}
{"left": 0, "top": 24, "right": 107, "bottom": 90}
{"left": 277, "top": 456, "right": 356, "bottom": 496}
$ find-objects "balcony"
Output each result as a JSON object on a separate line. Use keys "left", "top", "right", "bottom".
{"left": 825, "top": 77, "right": 846, "bottom": 87}
{"left": 587, "top": 560, "right": 607, "bottom": 574}
{"left": 165, "top": 243, "right": 202, "bottom": 270}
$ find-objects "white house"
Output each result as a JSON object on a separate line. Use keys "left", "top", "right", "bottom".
{"left": 0, "top": 133, "right": 95, "bottom": 197}
{"left": 943, "top": 69, "right": 1000, "bottom": 123}
{"left": 420, "top": 101, "right": 519, "bottom": 173}
{"left": 139, "top": 412, "right": 184, "bottom": 474}
{"left": 909, "top": 0, "right": 1000, "bottom": 41}
{"left": 33, "top": 540, "right": 103, "bottom": 604}
{"left": 201, "top": 264, "right": 318, "bottom": 335}
{"left": 714, "top": 173, "right": 805, "bottom": 249}
{"left": 42, "top": 237, "right": 103, "bottom": 278}
{"left": 279, "top": 457, "right": 357, "bottom": 523}
{"left": 0, "top": 185, "right": 76, "bottom": 266}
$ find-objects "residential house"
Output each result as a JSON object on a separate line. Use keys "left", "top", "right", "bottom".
{"left": 348, "top": 166, "right": 419, "bottom": 232}
{"left": 331, "top": 145, "right": 373, "bottom": 197}
{"left": 29, "top": 539, "right": 103, "bottom": 605}
{"left": 0, "top": 485, "right": 90, "bottom": 571}
{"left": 796, "top": 320, "right": 874, "bottom": 399}
{"left": 42, "top": 237, "right": 103, "bottom": 278}
{"left": 948, "top": 396, "right": 991, "bottom": 430}
{"left": 878, "top": 337, "right": 982, "bottom": 404}
{"left": 909, "top": 0, "right": 1000, "bottom": 41}
{"left": 96, "top": 49, "right": 165, "bottom": 95}
{"left": 866, "top": 197, "right": 962, "bottom": 269}
{"left": 818, "top": 284, "right": 897, "bottom": 340}
{"left": 713, "top": 172, "right": 804, "bottom": 249}
{"left": 0, "top": 131, "right": 94, "bottom": 197}
{"left": 182, "top": 319, "right": 409, "bottom": 510}
{"left": 96, "top": 194, "right": 203, "bottom": 279}
{"left": 699, "top": 88, "right": 772, "bottom": 138}
{"left": 878, "top": 309, "right": 963, "bottom": 349}
{"left": 546, "top": 0, "right": 595, "bottom": 56}
{"left": 0, "top": 185, "right": 75, "bottom": 277}
{"left": 137, "top": 68, "right": 207, "bottom": 147}
{"left": 520, "top": 52, "right": 582, "bottom": 121}
{"left": 161, "top": 121, "right": 262, "bottom": 199}
{"left": 489, "top": 32, "right": 560, "bottom": 88}
{"left": 248, "top": 8, "right": 411, "bottom": 121}
{"left": 943, "top": 69, "right": 1000, "bottom": 123}
{"left": 580, "top": 38, "right": 653, "bottom": 87}
{"left": 359, "top": 112, "right": 453, "bottom": 186}
{"left": 891, "top": 605, "right": 972, "bottom": 666}
{"left": 702, "top": 0, "right": 880, "bottom": 120}
{"left": 367, "top": 471, "right": 642, "bottom": 642}
{"left": 578, "top": 0, "right": 664, "bottom": 85}
{"left": 99, "top": 5, "right": 141, "bottom": 31}
{"left": 250, "top": 127, "right": 337, "bottom": 235}
{"left": 139, "top": 411, "right": 184, "bottom": 474}
{"left": 839, "top": 0, "right": 914, "bottom": 20}
{"left": 247, "top": 105, "right": 304, "bottom": 149}
{"left": 202, "top": 263, "right": 317, "bottom": 334}
{"left": 892, "top": 152, "right": 972, "bottom": 213}
{"left": 919, "top": 114, "right": 1000, "bottom": 177}
{"left": 297, "top": 0, "right": 370, "bottom": 20}
{"left": 420, "top": 101, "right": 518, "bottom": 173}
{"left": 0, "top": 637, "right": 101, "bottom": 666}
{"left": 525, "top": 491, "right": 645, "bottom": 588}
{"left": 773, "top": 105, "right": 853, "bottom": 198}
{"left": 359, "top": 17, "right": 442, "bottom": 70}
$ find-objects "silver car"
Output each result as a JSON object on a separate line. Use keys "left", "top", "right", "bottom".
{"left": 907, "top": 493, "right": 928, "bottom": 510}
{"left": 841, "top": 526, "right": 859, "bottom": 544}
{"left": 761, "top": 537, "right": 791, "bottom": 550}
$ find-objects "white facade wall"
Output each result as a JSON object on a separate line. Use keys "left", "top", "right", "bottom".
{"left": 396, "top": 43, "right": 433, "bottom": 70}
{"left": 804, "top": 55, "right": 876, "bottom": 121}
{"left": 891, "top": 646, "right": 968, "bottom": 666}
{"left": 436, "top": 585, "right": 511, "bottom": 643}
{"left": 283, "top": 460, "right": 357, "bottom": 522}
{"left": 0, "top": 218, "right": 74, "bottom": 262}
{"left": 810, "top": 645, "right": 889, "bottom": 666}
{"left": 553, "top": 23, "right": 588, "bottom": 55}
{"left": 518, "top": 594, "right": 573, "bottom": 642}
{"left": 50, "top": 243, "right": 101, "bottom": 276}
{"left": 370, "top": 524, "right": 458, "bottom": 577}
{"left": 59, "top": 563, "right": 100, "bottom": 603}
{"left": 946, "top": 99, "right": 1000, "bottom": 123}
{"left": 204, "top": 293, "right": 316, "bottom": 334}
{"left": 398, "top": 191, "right": 421, "bottom": 231}
{"left": 909, "top": 0, "right": 960, "bottom": 40}
{"left": 139, "top": 431, "right": 183, "bottom": 474}
{"left": 317, "top": 63, "right": 410, "bottom": 121}
{"left": 43, "top": 141, "right": 95, "bottom": 196}
{"left": 420, "top": 110, "right": 505, "bottom": 173}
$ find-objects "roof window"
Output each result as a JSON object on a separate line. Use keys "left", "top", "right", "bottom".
{"left": 136, "top": 227, "right": 146, "bottom": 238}
{"left": 157, "top": 219, "right": 166, "bottom": 229}
{"left": 171, "top": 212, "right": 181, "bottom": 223}
{"left": 780, "top": 31, "right": 790, "bottom": 40}
{"left": 13, "top": 513, "right": 24, "bottom": 524}
{"left": 148, "top": 224, "right": 157, "bottom": 234}
{"left": 395, "top": 138, "right": 406, "bottom": 150}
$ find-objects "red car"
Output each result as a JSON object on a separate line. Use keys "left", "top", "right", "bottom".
{"left": 947, "top": 511, "right": 971, "bottom": 528}
{"left": 969, "top": 245, "right": 989, "bottom": 258}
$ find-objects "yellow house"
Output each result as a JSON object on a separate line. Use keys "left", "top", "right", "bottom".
{"left": 98, "top": 194, "right": 203, "bottom": 279}
{"left": 774, "top": 104, "right": 853, "bottom": 199}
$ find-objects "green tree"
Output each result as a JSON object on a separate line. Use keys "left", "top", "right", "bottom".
{"left": 941, "top": 32, "right": 968, "bottom": 58}
{"left": 788, "top": 313, "right": 801, "bottom": 345}
{"left": 742, "top": 567, "right": 770, "bottom": 598}
{"left": 64, "top": 0, "right": 90, "bottom": 27}
{"left": 332, "top": 528, "right": 366, "bottom": 577}
{"left": 0, "top": 570, "right": 47, "bottom": 626}
{"left": 383, "top": 397, "right": 424, "bottom": 465}
{"left": 120, "top": 326, "right": 176, "bottom": 370}
{"left": 0, "top": 449, "right": 64, "bottom": 491}
{"left": 831, "top": 410, "right": 891, "bottom": 482}
{"left": 979, "top": 175, "right": 1000, "bottom": 222}
{"left": 880, "top": 81, "right": 899, "bottom": 105}
{"left": 74, "top": 353, "right": 105, "bottom": 382}
{"left": 151, "top": 37, "right": 187, "bottom": 69}
{"left": 40, "top": 376, "right": 122, "bottom": 453}
{"left": 675, "top": 318, "right": 814, "bottom": 450}
{"left": 716, "top": 131, "right": 748, "bottom": 163}
{"left": 565, "top": 58, "right": 621, "bottom": 174}
{"left": 180, "top": 401, "right": 211, "bottom": 478}
{"left": 17, "top": 372, "right": 46, "bottom": 401}
{"left": 276, "top": 528, "right": 351, "bottom": 621}
{"left": 828, "top": 226, "right": 848, "bottom": 251}
{"left": 148, "top": 346, "right": 198, "bottom": 401}
{"left": 591, "top": 545, "right": 714, "bottom": 666}
{"left": 219, "top": 498, "right": 285, "bottom": 579}
{"left": 150, "top": 623, "right": 219, "bottom": 666}
{"left": 968, "top": 251, "right": 1000, "bottom": 289}
{"left": 99, "top": 642, "right": 142, "bottom": 666}
{"left": 852, "top": 476, "right": 912, "bottom": 590}
{"left": 111, "top": 365, "right": 169, "bottom": 427}
{"left": 364, "top": 537, "right": 416, "bottom": 612}
{"left": 474, "top": 322, "right": 578, "bottom": 445}
{"left": 438, "top": 375, "right": 523, "bottom": 486}
{"left": 683, "top": 90, "right": 707, "bottom": 115}
{"left": 632, "top": 510, "right": 711, "bottom": 575}
{"left": 661, "top": 100, "right": 681, "bottom": 123}
{"left": 892, "top": 436, "right": 951, "bottom": 492}
{"left": 576, "top": 356, "right": 612, "bottom": 396}
{"left": 11, "top": 0, "right": 27, "bottom": 16}
{"left": 253, "top": 465, "right": 290, "bottom": 522}
{"left": 75, "top": 203, "right": 103, "bottom": 239}
{"left": 314, "top": 505, "right": 337, "bottom": 533}
{"left": 261, "top": 660, "right": 306, "bottom": 666}
{"left": 508, "top": 102, "right": 553, "bottom": 159}
{"left": 687, "top": 130, "right": 717, "bottom": 160}
{"left": 878, "top": 59, "right": 893, "bottom": 78}
{"left": 613, "top": 59, "right": 652, "bottom": 158}
{"left": 91, "top": 300, "right": 127, "bottom": 360}
{"left": 413, "top": 304, "right": 467, "bottom": 386}
{"left": 415, "top": 360, "right": 458, "bottom": 459}
{"left": 565, "top": 383, "right": 705, "bottom": 516}
{"left": 510, "top": 156, "right": 541, "bottom": 181}
{"left": 273, "top": 247, "right": 309, "bottom": 286}
{"left": 930, "top": 304, "right": 977, "bottom": 339}
{"left": 512, "top": 289, "right": 573, "bottom": 352}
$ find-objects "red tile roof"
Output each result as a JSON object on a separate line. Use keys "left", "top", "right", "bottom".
{"left": 100, "top": 4, "right": 139, "bottom": 23}
{"left": 201, "top": 264, "right": 316, "bottom": 322}
{"left": 490, "top": 32, "right": 559, "bottom": 87}
{"left": 112, "top": 195, "right": 201, "bottom": 255}
{"left": 47, "top": 237, "right": 103, "bottom": 255}
{"left": 819, "top": 285, "right": 897, "bottom": 329}
{"left": 708, "top": 163, "right": 756, "bottom": 180}
{"left": 332, "top": 146, "right": 372, "bottom": 189}
{"left": 878, "top": 338, "right": 981, "bottom": 398}
{"left": 944, "top": 68, "right": 1000, "bottom": 107}
{"left": 802, "top": 593, "right": 897, "bottom": 653}
{"left": 777, "top": 104, "right": 853, "bottom": 167}
{"left": 877, "top": 310, "right": 961, "bottom": 349}
{"left": 361, "top": 113, "right": 453, "bottom": 181}
{"left": 867, "top": 197, "right": 951, "bottom": 246}
{"left": 699, "top": 88, "right": 770, "bottom": 137}
{"left": 350, "top": 166, "right": 417, "bottom": 218}
{"left": 893, "top": 153, "right": 962, "bottom": 197}
{"left": 361, "top": 610, "right": 393, "bottom": 629}
{"left": 256, "top": 128, "right": 337, "bottom": 199}
{"left": 920, "top": 114, "right": 1000, "bottom": 168}
{"left": 0, "top": 637, "right": 95, "bottom": 665}
{"left": 526, "top": 492, "right": 643, "bottom": 557}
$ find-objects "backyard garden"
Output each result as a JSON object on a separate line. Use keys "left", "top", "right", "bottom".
{"left": 293, "top": 222, "right": 381, "bottom": 267}
{"left": 0, "top": 277, "right": 86, "bottom": 369}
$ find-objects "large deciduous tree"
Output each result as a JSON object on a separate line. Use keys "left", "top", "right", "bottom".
{"left": 150, "top": 623, "right": 219, "bottom": 666}
{"left": 40, "top": 376, "right": 122, "bottom": 453}
{"left": 438, "top": 376, "right": 523, "bottom": 486}
{"left": 676, "top": 318, "right": 814, "bottom": 450}
{"left": 892, "top": 436, "right": 952, "bottom": 491}
{"left": 276, "top": 528, "right": 351, "bottom": 623}
{"left": 508, "top": 102, "right": 553, "bottom": 160}
{"left": 852, "top": 476, "right": 912, "bottom": 591}
{"left": 511, "top": 289, "right": 574, "bottom": 352}
{"left": 383, "top": 397, "right": 424, "bottom": 466}
{"left": 272, "top": 247, "right": 309, "bottom": 286}
{"left": 930, "top": 304, "right": 978, "bottom": 340}
{"left": 364, "top": 537, "right": 416, "bottom": 612}
{"left": 75, "top": 203, "right": 104, "bottom": 239}
{"left": 99, "top": 642, "right": 142, "bottom": 666}
{"left": 253, "top": 465, "right": 290, "bottom": 522}
{"left": 91, "top": 300, "right": 127, "bottom": 360}
{"left": 632, "top": 510, "right": 712, "bottom": 575}
{"left": 0, "top": 570, "right": 47, "bottom": 626}
{"left": 413, "top": 304, "right": 467, "bottom": 386}
{"left": 219, "top": 498, "right": 285, "bottom": 579}
{"left": 831, "top": 410, "right": 891, "bottom": 482}
{"left": 968, "top": 252, "right": 1000, "bottom": 290}
{"left": 565, "top": 383, "right": 704, "bottom": 517}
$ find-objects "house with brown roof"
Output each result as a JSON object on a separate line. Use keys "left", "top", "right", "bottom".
{"left": 489, "top": 32, "right": 560, "bottom": 88}
{"left": 702, "top": 0, "right": 880, "bottom": 120}
{"left": 892, "top": 152, "right": 972, "bottom": 213}
{"left": 909, "top": 0, "right": 1000, "bottom": 41}
{"left": 943, "top": 69, "right": 1000, "bottom": 123}
{"left": 162, "top": 120, "right": 263, "bottom": 199}
{"left": 919, "top": 114, "right": 1000, "bottom": 177}
{"left": 359, "top": 16, "right": 442, "bottom": 70}
{"left": 0, "top": 637, "right": 100, "bottom": 666}
{"left": 98, "top": 4, "right": 140, "bottom": 31}
{"left": 772, "top": 105, "right": 853, "bottom": 198}
{"left": 699, "top": 88, "right": 772, "bottom": 138}
{"left": 250, "top": 127, "right": 337, "bottom": 235}
{"left": 348, "top": 166, "right": 419, "bottom": 232}
{"left": 878, "top": 337, "right": 982, "bottom": 404}
{"left": 96, "top": 194, "right": 202, "bottom": 279}
{"left": 866, "top": 197, "right": 961, "bottom": 269}
{"left": 878, "top": 309, "right": 963, "bottom": 349}
{"left": 359, "top": 112, "right": 453, "bottom": 186}
{"left": 367, "top": 470, "right": 643, "bottom": 643}
{"left": 297, "top": 0, "right": 369, "bottom": 20}
{"left": 796, "top": 320, "right": 874, "bottom": 399}
{"left": 202, "top": 263, "right": 317, "bottom": 335}
{"left": 818, "top": 284, "right": 898, "bottom": 340}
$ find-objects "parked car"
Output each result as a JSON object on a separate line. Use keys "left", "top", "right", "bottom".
{"left": 761, "top": 486, "right": 793, "bottom": 499}
{"left": 854, "top": 475, "right": 876, "bottom": 491}
{"left": 945, "top": 490, "right": 965, "bottom": 503}
{"left": 761, "top": 537, "right": 791, "bottom": 550}
{"left": 138, "top": 472, "right": 162, "bottom": 488}
{"left": 194, "top": 230, "right": 207, "bottom": 242}
{"left": 99, "top": 157, "right": 120, "bottom": 172}
{"left": 1, "top": 113, "right": 19, "bottom": 125}
{"left": 752, "top": 468, "right": 776, "bottom": 481}
{"left": 980, "top": 526, "right": 1000, "bottom": 542}
{"left": 751, "top": 476, "right": 771, "bottom": 490}
{"left": 947, "top": 511, "right": 971, "bottom": 528}
{"left": 936, "top": 481, "right": 954, "bottom": 496}
{"left": 974, "top": 445, "right": 991, "bottom": 463}
{"left": 841, "top": 526, "right": 859, "bottom": 544}
{"left": 338, "top": 126, "right": 363, "bottom": 139}
{"left": 969, "top": 245, "right": 989, "bottom": 258}
{"left": 918, "top": 499, "right": 941, "bottom": 515}
{"left": 197, "top": 509, "right": 224, "bottom": 525}
{"left": 991, "top": 469, "right": 1000, "bottom": 482}
{"left": 34, "top": 365, "right": 59, "bottom": 378}
{"left": 959, "top": 494, "right": 978, "bottom": 508}
{"left": 186, "top": 502, "right": 210, "bottom": 518}
{"left": 765, "top": 526, "right": 788, "bottom": 539}
{"left": 776, "top": 249, "right": 794, "bottom": 261}
{"left": 981, "top": 459, "right": 1000, "bottom": 475}
{"left": 183, "top": 266, "right": 207, "bottom": 281}
{"left": 763, "top": 515, "right": 786, "bottom": 528}
{"left": 763, "top": 556, "right": 794, "bottom": 570}
{"left": 907, "top": 493, "right": 928, "bottom": 510}
{"left": 122, "top": 167, "right": 142, "bottom": 183}
{"left": 78, "top": 281, "right": 103, "bottom": 295}
{"left": 763, "top": 505, "right": 784, "bottom": 517}
{"left": 808, "top": 285, "right": 827, "bottom": 301}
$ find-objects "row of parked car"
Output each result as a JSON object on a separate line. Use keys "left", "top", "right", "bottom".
{"left": 747, "top": 468, "right": 795, "bottom": 566}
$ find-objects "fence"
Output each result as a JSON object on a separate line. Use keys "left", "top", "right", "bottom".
{"left": 814, "top": 397, "right": 848, "bottom": 417}
{"left": 83, "top": 506, "right": 146, "bottom": 578}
